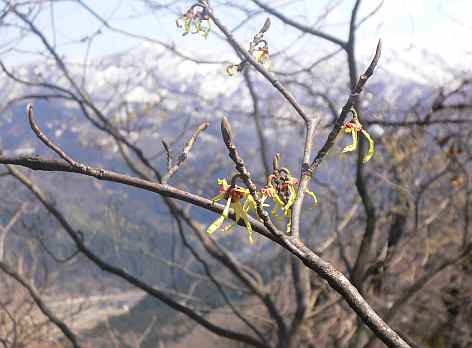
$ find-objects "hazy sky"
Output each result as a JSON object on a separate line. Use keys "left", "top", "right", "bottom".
{"left": 3, "top": 0, "right": 471, "bottom": 80}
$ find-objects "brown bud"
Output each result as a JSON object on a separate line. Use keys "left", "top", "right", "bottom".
{"left": 273, "top": 153, "right": 280, "bottom": 172}
{"left": 260, "top": 18, "right": 271, "bottom": 34}
{"left": 221, "top": 116, "right": 233, "bottom": 145}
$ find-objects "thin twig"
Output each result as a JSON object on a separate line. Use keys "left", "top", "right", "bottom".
{"left": 162, "top": 122, "right": 209, "bottom": 184}
{"left": 310, "top": 39, "right": 382, "bottom": 172}
{"left": 27, "top": 104, "right": 85, "bottom": 170}
{"left": 243, "top": 70, "right": 271, "bottom": 176}
{"left": 0, "top": 260, "right": 81, "bottom": 348}
{"left": 1, "top": 152, "right": 411, "bottom": 348}
{"left": 204, "top": 4, "right": 312, "bottom": 124}
{"left": 161, "top": 139, "right": 172, "bottom": 172}
{"left": 249, "top": 0, "right": 347, "bottom": 48}
{"left": 290, "top": 117, "right": 319, "bottom": 239}
{"left": 220, "top": 117, "right": 279, "bottom": 235}
{"left": 6, "top": 165, "right": 267, "bottom": 348}
{"left": 172, "top": 211, "right": 268, "bottom": 346}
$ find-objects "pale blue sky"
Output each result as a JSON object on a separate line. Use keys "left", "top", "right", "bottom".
{"left": 2, "top": 0, "right": 471, "bottom": 79}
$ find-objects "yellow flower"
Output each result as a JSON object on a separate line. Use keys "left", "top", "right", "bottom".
{"left": 260, "top": 169, "right": 318, "bottom": 232}
{"left": 207, "top": 179, "right": 256, "bottom": 243}
{"left": 208, "top": 163, "right": 319, "bottom": 240}
{"left": 226, "top": 42, "right": 271, "bottom": 76}
{"left": 176, "top": 6, "right": 211, "bottom": 39}
{"left": 253, "top": 47, "right": 271, "bottom": 70}
{"left": 342, "top": 108, "right": 375, "bottom": 163}
{"left": 225, "top": 64, "right": 241, "bottom": 76}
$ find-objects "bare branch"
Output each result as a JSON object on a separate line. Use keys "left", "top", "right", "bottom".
{"left": 249, "top": 0, "right": 347, "bottom": 48}
{"left": 172, "top": 211, "right": 269, "bottom": 346}
{"left": 161, "top": 139, "right": 172, "bottom": 172}
{"left": 5, "top": 164, "right": 267, "bottom": 348}
{"left": 242, "top": 70, "right": 271, "bottom": 176}
{"left": 0, "top": 260, "right": 81, "bottom": 348}
{"left": 162, "top": 122, "right": 209, "bottom": 184}
{"left": 220, "top": 116, "right": 279, "bottom": 235}
{"left": 27, "top": 104, "right": 85, "bottom": 170}
{"left": 310, "top": 40, "right": 382, "bottom": 172}
{"left": 205, "top": 4, "right": 312, "bottom": 124}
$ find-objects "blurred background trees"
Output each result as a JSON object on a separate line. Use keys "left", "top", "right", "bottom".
{"left": 0, "top": 1, "right": 470, "bottom": 347}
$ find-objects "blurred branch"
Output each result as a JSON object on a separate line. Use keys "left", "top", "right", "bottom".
{"left": 0, "top": 260, "right": 81, "bottom": 348}
{"left": 205, "top": 5, "right": 312, "bottom": 124}
{"left": 218, "top": 117, "right": 411, "bottom": 348}
{"left": 220, "top": 116, "right": 279, "bottom": 235}
{"left": 5, "top": 164, "right": 267, "bottom": 348}
{"left": 171, "top": 211, "right": 269, "bottom": 346}
{"left": 73, "top": 0, "right": 229, "bottom": 65}
{"left": 0, "top": 202, "right": 27, "bottom": 261}
{"left": 310, "top": 40, "right": 381, "bottom": 172}
{"left": 0, "top": 300, "right": 17, "bottom": 348}
{"left": 363, "top": 243, "right": 472, "bottom": 348}
{"left": 9, "top": 9, "right": 164, "bottom": 180}
{"left": 1, "top": 96, "right": 412, "bottom": 347}
{"left": 162, "top": 122, "right": 209, "bottom": 184}
{"left": 366, "top": 118, "right": 471, "bottom": 127}
{"left": 242, "top": 70, "right": 271, "bottom": 176}
{"left": 249, "top": 0, "right": 346, "bottom": 48}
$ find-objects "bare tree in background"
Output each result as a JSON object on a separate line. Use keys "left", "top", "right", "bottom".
{"left": 0, "top": 1, "right": 471, "bottom": 348}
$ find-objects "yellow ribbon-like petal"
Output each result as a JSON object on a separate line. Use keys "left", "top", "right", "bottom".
{"left": 192, "top": 18, "right": 201, "bottom": 34}
{"left": 271, "top": 193, "right": 286, "bottom": 218}
{"left": 241, "top": 211, "right": 254, "bottom": 244}
{"left": 273, "top": 194, "right": 285, "bottom": 209}
{"left": 253, "top": 50, "right": 271, "bottom": 70}
{"left": 222, "top": 197, "right": 231, "bottom": 219}
{"left": 217, "top": 178, "right": 229, "bottom": 187}
{"left": 305, "top": 189, "right": 318, "bottom": 207}
{"left": 200, "top": 20, "right": 211, "bottom": 39}
{"left": 211, "top": 192, "right": 225, "bottom": 202}
{"left": 243, "top": 196, "right": 257, "bottom": 212}
{"left": 226, "top": 64, "right": 240, "bottom": 76}
{"left": 342, "top": 128, "right": 358, "bottom": 153}
{"left": 243, "top": 199, "right": 256, "bottom": 243}
{"left": 183, "top": 18, "right": 191, "bottom": 35}
{"left": 361, "top": 129, "right": 375, "bottom": 163}
{"left": 232, "top": 200, "right": 254, "bottom": 243}
{"left": 284, "top": 184, "right": 297, "bottom": 215}
{"left": 176, "top": 17, "right": 183, "bottom": 28}
{"left": 233, "top": 201, "right": 243, "bottom": 223}
{"left": 207, "top": 215, "right": 225, "bottom": 235}
{"left": 207, "top": 197, "right": 231, "bottom": 235}
{"left": 253, "top": 50, "right": 264, "bottom": 62}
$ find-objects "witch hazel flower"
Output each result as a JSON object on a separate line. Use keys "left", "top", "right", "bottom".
{"left": 261, "top": 167, "right": 317, "bottom": 232}
{"left": 176, "top": 3, "right": 211, "bottom": 39}
{"left": 341, "top": 107, "right": 375, "bottom": 163}
{"left": 226, "top": 18, "right": 272, "bottom": 76}
{"left": 207, "top": 156, "right": 318, "bottom": 241}
{"left": 207, "top": 177, "right": 257, "bottom": 243}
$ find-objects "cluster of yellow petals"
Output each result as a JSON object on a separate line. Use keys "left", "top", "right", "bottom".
{"left": 207, "top": 171, "right": 318, "bottom": 243}
{"left": 226, "top": 47, "right": 271, "bottom": 76}
{"left": 261, "top": 171, "right": 317, "bottom": 233}
{"left": 176, "top": 7, "right": 211, "bottom": 39}
{"left": 207, "top": 179, "right": 257, "bottom": 243}
{"left": 253, "top": 47, "right": 271, "bottom": 70}
{"left": 341, "top": 108, "right": 375, "bottom": 163}
{"left": 206, "top": 108, "right": 375, "bottom": 243}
